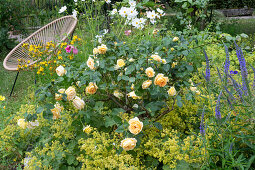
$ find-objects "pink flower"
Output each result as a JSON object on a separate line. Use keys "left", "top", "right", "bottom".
{"left": 65, "top": 45, "right": 72, "bottom": 53}
{"left": 124, "top": 30, "right": 131, "bottom": 36}
{"left": 73, "top": 47, "right": 78, "bottom": 54}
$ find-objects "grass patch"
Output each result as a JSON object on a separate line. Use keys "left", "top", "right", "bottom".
{"left": 220, "top": 18, "right": 255, "bottom": 36}
{"left": 0, "top": 62, "right": 35, "bottom": 129}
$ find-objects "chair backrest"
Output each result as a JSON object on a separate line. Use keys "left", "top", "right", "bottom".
{"left": 3, "top": 15, "right": 77, "bottom": 71}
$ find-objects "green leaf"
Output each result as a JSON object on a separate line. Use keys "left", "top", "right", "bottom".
{"left": 67, "top": 155, "right": 75, "bottom": 165}
{"left": 125, "top": 65, "right": 135, "bottom": 75}
{"left": 129, "top": 77, "right": 136, "bottom": 83}
{"left": 105, "top": 116, "right": 116, "bottom": 127}
{"left": 154, "top": 122, "right": 163, "bottom": 130}
{"left": 182, "top": 50, "right": 189, "bottom": 56}
{"left": 36, "top": 107, "right": 44, "bottom": 114}
{"left": 177, "top": 95, "right": 183, "bottom": 107}
{"left": 187, "top": 8, "right": 194, "bottom": 13}
{"left": 115, "top": 124, "right": 125, "bottom": 133}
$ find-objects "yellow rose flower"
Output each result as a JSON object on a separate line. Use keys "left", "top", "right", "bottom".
{"left": 86, "top": 82, "right": 98, "bottom": 95}
{"left": 151, "top": 54, "right": 161, "bottom": 62}
{"left": 87, "top": 57, "right": 95, "bottom": 70}
{"left": 72, "top": 96, "right": 85, "bottom": 110}
{"left": 55, "top": 88, "right": 65, "bottom": 101}
{"left": 168, "top": 86, "right": 177, "bottom": 96}
{"left": 17, "top": 119, "right": 27, "bottom": 129}
{"left": 56, "top": 65, "right": 67, "bottom": 76}
{"left": 98, "top": 44, "right": 107, "bottom": 54}
{"left": 65, "top": 86, "right": 76, "bottom": 101}
{"left": 0, "top": 95, "right": 5, "bottom": 101}
{"left": 93, "top": 48, "right": 99, "bottom": 55}
{"left": 161, "top": 59, "right": 167, "bottom": 64}
{"left": 154, "top": 73, "right": 169, "bottom": 87}
{"left": 120, "top": 138, "right": 137, "bottom": 151}
{"left": 128, "top": 117, "right": 143, "bottom": 135}
{"left": 116, "top": 59, "right": 125, "bottom": 69}
{"left": 51, "top": 107, "right": 61, "bottom": 119}
{"left": 83, "top": 125, "right": 92, "bottom": 134}
{"left": 171, "top": 48, "right": 174, "bottom": 51}
{"left": 145, "top": 67, "right": 155, "bottom": 78}
{"left": 142, "top": 80, "right": 152, "bottom": 89}
{"left": 127, "top": 91, "right": 141, "bottom": 100}
{"left": 173, "top": 37, "right": 179, "bottom": 42}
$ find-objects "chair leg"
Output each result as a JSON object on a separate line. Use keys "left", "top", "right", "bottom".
{"left": 34, "top": 72, "right": 37, "bottom": 85}
{"left": 10, "top": 71, "right": 20, "bottom": 97}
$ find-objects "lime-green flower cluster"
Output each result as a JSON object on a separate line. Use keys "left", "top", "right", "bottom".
{"left": 143, "top": 128, "right": 206, "bottom": 169}
{"left": 77, "top": 130, "right": 142, "bottom": 170}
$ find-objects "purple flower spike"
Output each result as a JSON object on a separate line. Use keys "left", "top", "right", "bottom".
{"left": 229, "top": 74, "right": 244, "bottom": 102}
{"left": 200, "top": 107, "right": 206, "bottom": 136}
{"left": 215, "top": 90, "right": 222, "bottom": 119}
{"left": 235, "top": 42, "right": 248, "bottom": 95}
{"left": 203, "top": 49, "right": 210, "bottom": 82}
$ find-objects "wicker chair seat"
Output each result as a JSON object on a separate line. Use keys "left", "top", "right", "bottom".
{"left": 3, "top": 15, "right": 78, "bottom": 71}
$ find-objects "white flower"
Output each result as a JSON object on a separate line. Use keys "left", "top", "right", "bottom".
{"left": 127, "top": 7, "right": 138, "bottom": 19}
{"left": 157, "top": 8, "right": 165, "bottom": 16}
{"left": 59, "top": 6, "right": 67, "bottom": 13}
{"left": 129, "top": 0, "right": 136, "bottom": 7}
{"left": 132, "top": 18, "right": 140, "bottom": 28}
{"left": 74, "top": 0, "right": 78, "bottom": 2}
{"left": 95, "top": 35, "right": 103, "bottom": 43}
{"left": 103, "top": 29, "right": 109, "bottom": 35}
{"left": 119, "top": 7, "right": 129, "bottom": 17}
{"left": 105, "top": 0, "right": 111, "bottom": 4}
{"left": 72, "top": 9, "right": 78, "bottom": 18}
{"left": 146, "top": 10, "right": 156, "bottom": 19}
{"left": 138, "top": 18, "right": 146, "bottom": 25}
{"left": 150, "top": 19, "right": 156, "bottom": 24}
{"left": 111, "top": 9, "right": 118, "bottom": 15}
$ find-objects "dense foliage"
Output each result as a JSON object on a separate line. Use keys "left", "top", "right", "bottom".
{"left": 0, "top": 0, "right": 255, "bottom": 169}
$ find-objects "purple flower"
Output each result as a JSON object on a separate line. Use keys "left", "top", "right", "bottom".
{"left": 200, "top": 107, "right": 206, "bottom": 135}
{"left": 215, "top": 90, "right": 222, "bottom": 119}
{"left": 229, "top": 74, "right": 244, "bottom": 102}
{"left": 233, "top": 71, "right": 238, "bottom": 74}
{"left": 203, "top": 49, "right": 210, "bottom": 82}
{"left": 235, "top": 42, "right": 248, "bottom": 95}
{"left": 230, "top": 70, "right": 234, "bottom": 74}
{"left": 224, "top": 45, "right": 230, "bottom": 77}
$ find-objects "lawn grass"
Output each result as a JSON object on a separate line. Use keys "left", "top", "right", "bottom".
{"left": 220, "top": 18, "right": 255, "bottom": 36}
{"left": 0, "top": 61, "right": 35, "bottom": 129}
